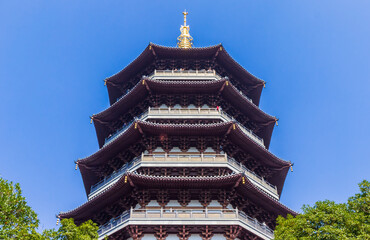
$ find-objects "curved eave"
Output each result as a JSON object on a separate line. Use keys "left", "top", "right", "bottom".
{"left": 106, "top": 43, "right": 264, "bottom": 105}
{"left": 106, "top": 44, "right": 155, "bottom": 105}
{"left": 59, "top": 173, "right": 296, "bottom": 224}
{"left": 150, "top": 43, "right": 265, "bottom": 90}
{"left": 93, "top": 78, "right": 276, "bottom": 148}
{"left": 216, "top": 48, "right": 264, "bottom": 106}
{"left": 78, "top": 121, "right": 290, "bottom": 196}
{"left": 59, "top": 173, "right": 240, "bottom": 223}
{"left": 238, "top": 176, "right": 298, "bottom": 217}
{"left": 232, "top": 126, "right": 290, "bottom": 196}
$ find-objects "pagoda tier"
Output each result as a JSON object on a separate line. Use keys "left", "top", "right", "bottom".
{"left": 77, "top": 121, "right": 291, "bottom": 196}
{"left": 58, "top": 173, "right": 296, "bottom": 229}
{"left": 92, "top": 77, "right": 276, "bottom": 148}
{"left": 105, "top": 44, "right": 265, "bottom": 106}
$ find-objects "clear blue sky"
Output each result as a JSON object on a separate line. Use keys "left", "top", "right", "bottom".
{"left": 0, "top": 0, "right": 369, "bottom": 231}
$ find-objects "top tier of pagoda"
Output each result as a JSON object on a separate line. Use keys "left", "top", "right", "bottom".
{"left": 105, "top": 43, "right": 265, "bottom": 106}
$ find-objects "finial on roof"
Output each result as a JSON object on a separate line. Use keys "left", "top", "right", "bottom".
{"left": 177, "top": 10, "right": 193, "bottom": 49}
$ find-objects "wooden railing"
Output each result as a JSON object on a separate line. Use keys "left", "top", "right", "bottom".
{"left": 98, "top": 208, "right": 274, "bottom": 239}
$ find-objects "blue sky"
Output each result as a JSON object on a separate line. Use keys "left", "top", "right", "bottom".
{"left": 0, "top": 0, "right": 369, "bottom": 231}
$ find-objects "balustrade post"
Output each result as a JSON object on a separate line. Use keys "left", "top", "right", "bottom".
{"left": 130, "top": 207, "right": 133, "bottom": 216}
{"left": 205, "top": 207, "right": 208, "bottom": 218}
{"left": 236, "top": 207, "right": 239, "bottom": 218}
{"left": 160, "top": 207, "right": 163, "bottom": 217}
{"left": 201, "top": 153, "right": 203, "bottom": 161}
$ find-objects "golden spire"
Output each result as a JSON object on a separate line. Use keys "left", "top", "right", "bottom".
{"left": 177, "top": 10, "right": 193, "bottom": 49}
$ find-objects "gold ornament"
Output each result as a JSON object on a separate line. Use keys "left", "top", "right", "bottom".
{"left": 177, "top": 11, "right": 193, "bottom": 49}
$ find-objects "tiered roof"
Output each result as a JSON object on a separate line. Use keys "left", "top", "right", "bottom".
{"left": 93, "top": 78, "right": 276, "bottom": 148}
{"left": 106, "top": 43, "right": 265, "bottom": 106}
{"left": 60, "top": 38, "right": 296, "bottom": 240}
{"left": 59, "top": 173, "right": 296, "bottom": 224}
{"left": 77, "top": 121, "right": 290, "bottom": 196}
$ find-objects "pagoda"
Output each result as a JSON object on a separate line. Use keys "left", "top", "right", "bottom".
{"left": 59, "top": 12, "right": 296, "bottom": 240}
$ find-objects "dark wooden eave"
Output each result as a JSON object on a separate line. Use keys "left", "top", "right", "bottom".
{"left": 93, "top": 78, "right": 276, "bottom": 149}
{"left": 58, "top": 173, "right": 297, "bottom": 224}
{"left": 105, "top": 43, "right": 265, "bottom": 106}
{"left": 77, "top": 121, "right": 290, "bottom": 196}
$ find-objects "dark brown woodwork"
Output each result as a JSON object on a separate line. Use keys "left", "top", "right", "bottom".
{"left": 132, "top": 189, "right": 150, "bottom": 208}
{"left": 154, "top": 226, "right": 168, "bottom": 240}
{"left": 223, "top": 226, "right": 242, "bottom": 240}
{"left": 127, "top": 225, "right": 144, "bottom": 240}
{"left": 200, "top": 226, "right": 214, "bottom": 240}
{"left": 178, "top": 189, "right": 191, "bottom": 207}
{"left": 177, "top": 226, "right": 191, "bottom": 240}
{"left": 156, "top": 189, "right": 169, "bottom": 207}
{"left": 199, "top": 190, "right": 212, "bottom": 207}
{"left": 218, "top": 189, "right": 236, "bottom": 208}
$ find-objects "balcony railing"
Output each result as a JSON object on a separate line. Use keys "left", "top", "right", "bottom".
{"left": 149, "top": 69, "right": 221, "bottom": 80}
{"left": 98, "top": 208, "right": 274, "bottom": 239}
{"left": 89, "top": 153, "right": 278, "bottom": 200}
{"left": 104, "top": 107, "right": 265, "bottom": 148}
